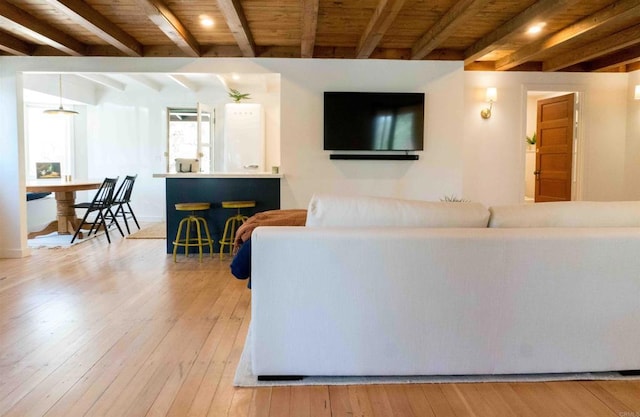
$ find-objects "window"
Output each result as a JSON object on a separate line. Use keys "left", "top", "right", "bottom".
{"left": 25, "top": 104, "right": 74, "bottom": 179}
{"left": 167, "top": 104, "right": 214, "bottom": 173}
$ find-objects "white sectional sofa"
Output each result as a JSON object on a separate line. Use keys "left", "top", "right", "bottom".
{"left": 250, "top": 195, "right": 640, "bottom": 377}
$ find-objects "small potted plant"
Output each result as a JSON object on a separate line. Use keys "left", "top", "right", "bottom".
{"left": 228, "top": 88, "right": 251, "bottom": 103}
{"left": 526, "top": 132, "right": 536, "bottom": 150}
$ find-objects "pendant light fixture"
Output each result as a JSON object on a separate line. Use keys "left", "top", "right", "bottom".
{"left": 44, "top": 74, "right": 78, "bottom": 116}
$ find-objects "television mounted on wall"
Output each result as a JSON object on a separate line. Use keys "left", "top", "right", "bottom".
{"left": 323, "top": 92, "right": 425, "bottom": 153}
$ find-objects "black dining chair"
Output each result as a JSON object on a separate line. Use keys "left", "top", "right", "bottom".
{"left": 107, "top": 175, "right": 141, "bottom": 234}
{"left": 71, "top": 177, "right": 123, "bottom": 243}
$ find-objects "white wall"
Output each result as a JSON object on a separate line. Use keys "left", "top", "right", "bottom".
{"left": 463, "top": 71, "right": 629, "bottom": 206}
{"left": 0, "top": 56, "right": 637, "bottom": 258}
{"left": 582, "top": 75, "right": 629, "bottom": 201}
{"left": 260, "top": 59, "right": 465, "bottom": 208}
{"left": 625, "top": 70, "right": 640, "bottom": 199}
{"left": 524, "top": 94, "right": 539, "bottom": 200}
{"left": 0, "top": 69, "right": 28, "bottom": 257}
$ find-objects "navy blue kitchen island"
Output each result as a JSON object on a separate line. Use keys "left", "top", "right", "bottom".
{"left": 154, "top": 173, "right": 281, "bottom": 254}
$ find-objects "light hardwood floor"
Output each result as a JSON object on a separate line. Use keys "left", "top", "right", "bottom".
{"left": 1, "top": 236, "right": 640, "bottom": 416}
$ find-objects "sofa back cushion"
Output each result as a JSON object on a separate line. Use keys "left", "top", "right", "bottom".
{"left": 306, "top": 194, "right": 490, "bottom": 228}
{"left": 489, "top": 201, "right": 640, "bottom": 228}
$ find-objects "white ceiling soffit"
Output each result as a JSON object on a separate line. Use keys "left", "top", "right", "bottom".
{"left": 22, "top": 72, "right": 279, "bottom": 99}
{"left": 22, "top": 73, "right": 97, "bottom": 105}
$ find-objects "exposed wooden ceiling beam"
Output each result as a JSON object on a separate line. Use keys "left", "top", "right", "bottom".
{"left": 0, "top": 31, "right": 33, "bottom": 56}
{"left": 463, "top": 0, "right": 580, "bottom": 65}
{"left": 543, "top": 23, "right": 640, "bottom": 71}
{"left": 357, "top": 0, "right": 407, "bottom": 59}
{"left": 411, "top": 0, "right": 490, "bottom": 60}
{"left": 135, "top": 0, "right": 200, "bottom": 57}
{"left": 45, "top": 0, "right": 143, "bottom": 57}
{"left": 215, "top": 0, "right": 256, "bottom": 57}
{"left": 588, "top": 46, "right": 640, "bottom": 72}
{"left": 627, "top": 61, "right": 640, "bottom": 72}
{"left": 0, "top": 1, "right": 85, "bottom": 56}
{"left": 300, "top": 0, "right": 319, "bottom": 58}
{"left": 496, "top": 0, "right": 640, "bottom": 71}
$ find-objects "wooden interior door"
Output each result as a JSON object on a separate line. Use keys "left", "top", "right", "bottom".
{"left": 534, "top": 93, "right": 575, "bottom": 202}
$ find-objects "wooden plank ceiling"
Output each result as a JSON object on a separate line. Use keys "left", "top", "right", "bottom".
{"left": 0, "top": 0, "right": 639, "bottom": 72}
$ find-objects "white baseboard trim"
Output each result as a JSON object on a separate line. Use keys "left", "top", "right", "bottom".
{"left": 0, "top": 247, "right": 30, "bottom": 259}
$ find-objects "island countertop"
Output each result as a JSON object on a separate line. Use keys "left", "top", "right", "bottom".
{"left": 153, "top": 172, "right": 282, "bottom": 179}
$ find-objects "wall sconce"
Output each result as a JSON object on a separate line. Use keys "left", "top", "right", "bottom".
{"left": 481, "top": 87, "right": 497, "bottom": 119}
{"left": 635, "top": 85, "right": 640, "bottom": 100}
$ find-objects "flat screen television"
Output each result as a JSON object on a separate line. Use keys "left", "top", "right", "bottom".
{"left": 324, "top": 92, "right": 424, "bottom": 151}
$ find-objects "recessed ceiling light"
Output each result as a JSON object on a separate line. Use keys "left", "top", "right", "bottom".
{"left": 527, "top": 23, "right": 546, "bottom": 35}
{"left": 232, "top": 73, "right": 240, "bottom": 81}
{"left": 200, "top": 16, "right": 214, "bottom": 28}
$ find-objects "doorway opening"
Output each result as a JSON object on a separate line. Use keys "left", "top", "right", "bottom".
{"left": 523, "top": 90, "right": 582, "bottom": 203}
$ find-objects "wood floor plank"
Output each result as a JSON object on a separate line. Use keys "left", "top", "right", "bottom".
{"left": 59, "top": 278, "right": 215, "bottom": 417}
{"left": 268, "top": 386, "right": 291, "bottom": 417}
{"left": 585, "top": 381, "right": 640, "bottom": 411}
{"left": 290, "top": 385, "right": 312, "bottom": 417}
{"left": 2, "top": 238, "right": 640, "bottom": 417}
{"left": 140, "top": 275, "right": 236, "bottom": 417}
{"left": 3, "top": 316, "right": 147, "bottom": 416}
{"left": 581, "top": 381, "right": 640, "bottom": 414}
{"left": 509, "top": 382, "right": 576, "bottom": 417}
{"left": 185, "top": 284, "right": 245, "bottom": 417}
{"left": 419, "top": 384, "right": 459, "bottom": 417}
{"left": 403, "top": 385, "right": 436, "bottom": 417}
{"left": 366, "top": 384, "right": 395, "bottom": 417}
{"left": 384, "top": 384, "right": 417, "bottom": 417}
{"left": 351, "top": 385, "right": 377, "bottom": 417}
{"left": 43, "top": 316, "right": 180, "bottom": 417}
{"left": 134, "top": 297, "right": 233, "bottom": 416}
{"left": 0, "top": 279, "right": 173, "bottom": 413}
{"left": 543, "top": 381, "right": 618, "bottom": 417}
{"left": 309, "top": 386, "right": 331, "bottom": 417}
{"left": 206, "top": 291, "right": 253, "bottom": 417}
{"left": 67, "top": 275, "right": 214, "bottom": 416}
{"left": 162, "top": 280, "right": 243, "bottom": 417}
{"left": 0, "top": 269, "right": 177, "bottom": 400}
{"left": 328, "top": 386, "right": 352, "bottom": 417}
{"left": 247, "top": 388, "right": 271, "bottom": 417}
{"left": 455, "top": 383, "right": 512, "bottom": 417}
{"left": 489, "top": 383, "right": 537, "bottom": 417}
{"left": 101, "top": 274, "right": 232, "bottom": 417}
{"left": 227, "top": 386, "right": 254, "bottom": 417}
{"left": 439, "top": 384, "right": 478, "bottom": 417}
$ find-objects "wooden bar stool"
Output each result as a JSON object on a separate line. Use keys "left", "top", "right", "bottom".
{"left": 172, "top": 202, "right": 214, "bottom": 262}
{"left": 219, "top": 200, "right": 255, "bottom": 259}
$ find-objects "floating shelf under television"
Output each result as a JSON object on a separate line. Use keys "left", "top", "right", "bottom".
{"left": 329, "top": 154, "right": 419, "bottom": 161}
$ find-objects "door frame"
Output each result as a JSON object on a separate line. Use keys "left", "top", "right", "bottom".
{"left": 521, "top": 83, "right": 586, "bottom": 202}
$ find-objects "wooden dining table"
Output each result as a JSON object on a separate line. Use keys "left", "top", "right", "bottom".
{"left": 26, "top": 179, "right": 102, "bottom": 238}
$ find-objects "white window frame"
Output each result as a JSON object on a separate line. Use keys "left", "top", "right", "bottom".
{"left": 166, "top": 105, "right": 214, "bottom": 173}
